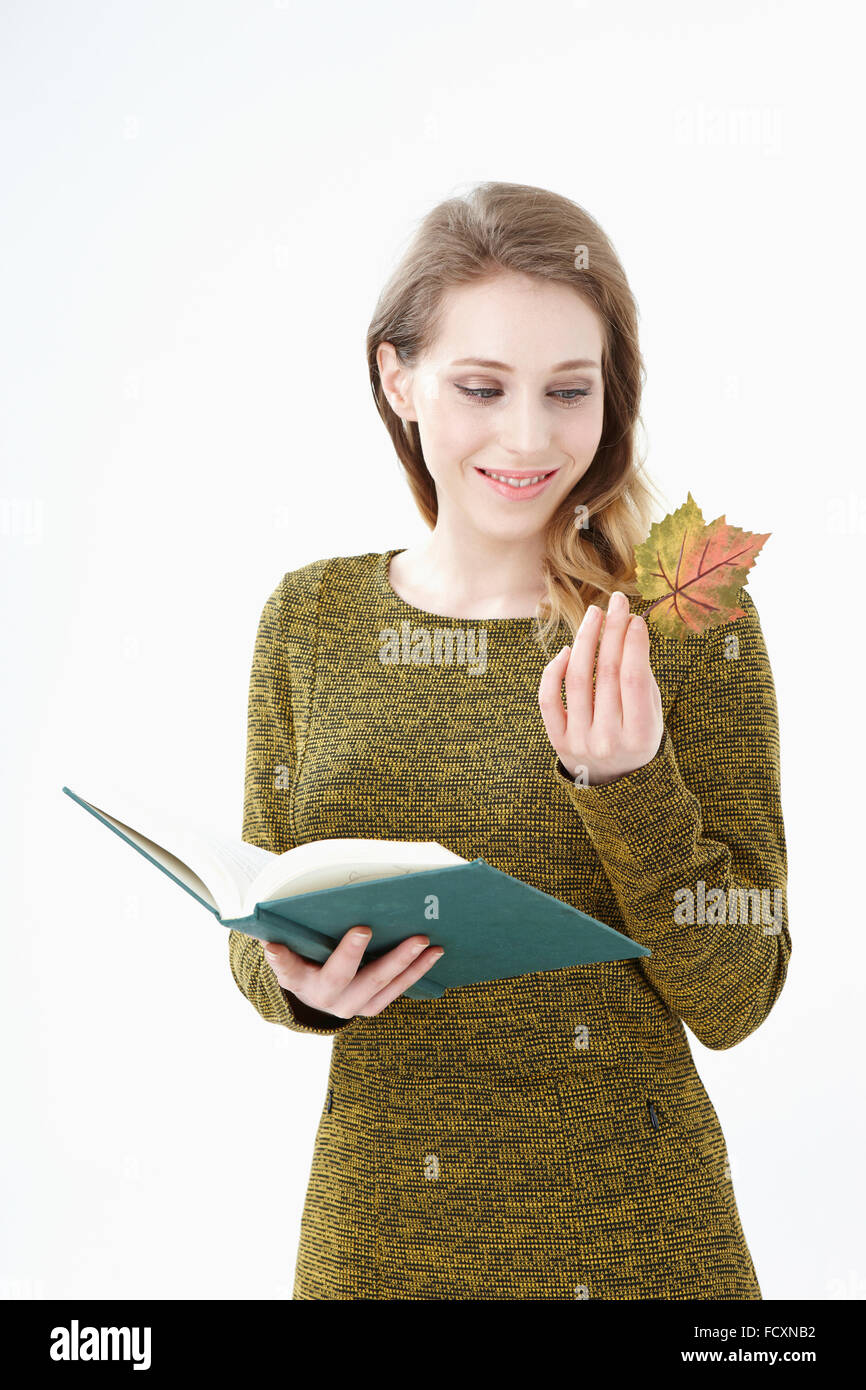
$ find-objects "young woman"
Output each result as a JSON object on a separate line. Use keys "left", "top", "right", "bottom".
{"left": 228, "top": 181, "right": 790, "bottom": 1301}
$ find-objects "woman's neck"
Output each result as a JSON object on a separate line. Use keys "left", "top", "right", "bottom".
{"left": 389, "top": 532, "right": 548, "bottom": 619}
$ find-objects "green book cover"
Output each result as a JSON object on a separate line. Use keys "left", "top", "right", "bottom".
{"left": 62, "top": 784, "right": 650, "bottom": 1000}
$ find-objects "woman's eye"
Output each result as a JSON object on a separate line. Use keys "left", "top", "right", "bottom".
{"left": 455, "top": 385, "right": 591, "bottom": 408}
{"left": 551, "top": 389, "right": 591, "bottom": 404}
{"left": 456, "top": 386, "right": 501, "bottom": 402}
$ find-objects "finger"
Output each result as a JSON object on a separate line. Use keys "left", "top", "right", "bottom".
{"left": 592, "top": 591, "right": 631, "bottom": 735}
{"left": 261, "top": 940, "right": 319, "bottom": 996}
{"left": 619, "top": 616, "right": 660, "bottom": 742}
{"left": 537, "top": 645, "right": 571, "bottom": 748}
{"left": 316, "top": 924, "right": 376, "bottom": 994}
{"left": 356, "top": 947, "right": 444, "bottom": 1018}
{"left": 562, "top": 603, "right": 603, "bottom": 731}
{"left": 337, "top": 932, "right": 433, "bottom": 1015}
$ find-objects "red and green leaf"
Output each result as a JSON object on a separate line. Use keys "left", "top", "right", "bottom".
{"left": 633, "top": 493, "right": 770, "bottom": 639}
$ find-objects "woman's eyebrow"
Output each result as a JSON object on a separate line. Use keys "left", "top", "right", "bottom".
{"left": 449, "top": 357, "right": 601, "bottom": 371}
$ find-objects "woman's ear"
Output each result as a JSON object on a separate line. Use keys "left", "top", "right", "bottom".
{"left": 377, "top": 341, "right": 417, "bottom": 423}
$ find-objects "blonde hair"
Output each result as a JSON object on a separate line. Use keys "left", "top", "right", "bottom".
{"left": 366, "top": 180, "right": 663, "bottom": 653}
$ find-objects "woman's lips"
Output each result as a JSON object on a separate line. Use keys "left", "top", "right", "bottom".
{"left": 474, "top": 466, "right": 558, "bottom": 500}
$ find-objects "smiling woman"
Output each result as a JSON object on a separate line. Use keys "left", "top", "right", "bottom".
{"left": 373, "top": 277, "right": 616, "bottom": 620}
{"left": 228, "top": 180, "right": 790, "bottom": 1301}
{"left": 366, "top": 183, "right": 658, "bottom": 639}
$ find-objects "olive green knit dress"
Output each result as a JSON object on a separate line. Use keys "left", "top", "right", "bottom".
{"left": 228, "top": 549, "right": 790, "bottom": 1301}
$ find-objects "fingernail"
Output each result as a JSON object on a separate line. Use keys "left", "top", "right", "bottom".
{"left": 430, "top": 948, "right": 444, "bottom": 960}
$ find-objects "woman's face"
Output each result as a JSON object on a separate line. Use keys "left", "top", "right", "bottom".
{"left": 379, "top": 270, "right": 605, "bottom": 543}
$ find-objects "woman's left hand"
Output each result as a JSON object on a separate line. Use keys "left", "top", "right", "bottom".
{"left": 538, "top": 590, "right": 664, "bottom": 786}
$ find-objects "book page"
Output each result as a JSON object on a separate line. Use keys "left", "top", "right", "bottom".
{"left": 67, "top": 782, "right": 467, "bottom": 922}
{"left": 67, "top": 784, "right": 273, "bottom": 920}
{"left": 244, "top": 837, "right": 467, "bottom": 915}
{"left": 192, "top": 833, "right": 274, "bottom": 898}
{"left": 74, "top": 806, "right": 220, "bottom": 912}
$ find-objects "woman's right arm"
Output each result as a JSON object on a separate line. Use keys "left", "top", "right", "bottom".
{"left": 229, "top": 570, "right": 442, "bottom": 1036}
{"left": 229, "top": 570, "right": 352, "bottom": 1035}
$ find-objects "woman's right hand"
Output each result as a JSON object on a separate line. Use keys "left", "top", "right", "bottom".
{"left": 262, "top": 927, "right": 444, "bottom": 1020}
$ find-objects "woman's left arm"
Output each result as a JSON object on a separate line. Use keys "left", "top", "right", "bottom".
{"left": 540, "top": 587, "right": 791, "bottom": 1051}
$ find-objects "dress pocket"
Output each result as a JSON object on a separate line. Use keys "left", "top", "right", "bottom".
{"left": 372, "top": 1073, "right": 587, "bottom": 1301}
{"left": 552, "top": 1072, "right": 759, "bottom": 1299}
{"left": 293, "top": 1071, "right": 378, "bottom": 1300}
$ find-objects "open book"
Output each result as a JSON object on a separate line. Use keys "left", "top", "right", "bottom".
{"left": 61, "top": 783, "right": 467, "bottom": 922}
{"left": 61, "top": 781, "right": 649, "bottom": 1000}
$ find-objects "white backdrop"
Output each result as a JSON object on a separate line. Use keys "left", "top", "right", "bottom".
{"left": 2, "top": 0, "right": 863, "bottom": 1301}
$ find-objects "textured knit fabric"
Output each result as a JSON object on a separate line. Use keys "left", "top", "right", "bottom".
{"left": 228, "top": 548, "right": 790, "bottom": 1301}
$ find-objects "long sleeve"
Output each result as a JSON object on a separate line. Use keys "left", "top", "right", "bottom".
{"left": 551, "top": 587, "right": 790, "bottom": 1050}
{"left": 228, "top": 573, "right": 352, "bottom": 1037}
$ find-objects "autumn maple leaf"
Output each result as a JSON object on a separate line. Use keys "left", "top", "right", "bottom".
{"left": 633, "top": 493, "right": 770, "bottom": 639}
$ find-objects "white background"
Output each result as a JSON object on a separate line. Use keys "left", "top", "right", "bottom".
{"left": 2, "top": 0, "right": 863, "bottom": 1301}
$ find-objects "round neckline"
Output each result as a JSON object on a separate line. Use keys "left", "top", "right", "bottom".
{"left": 376, "top": 549, "right": 543, "bottom": 625}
